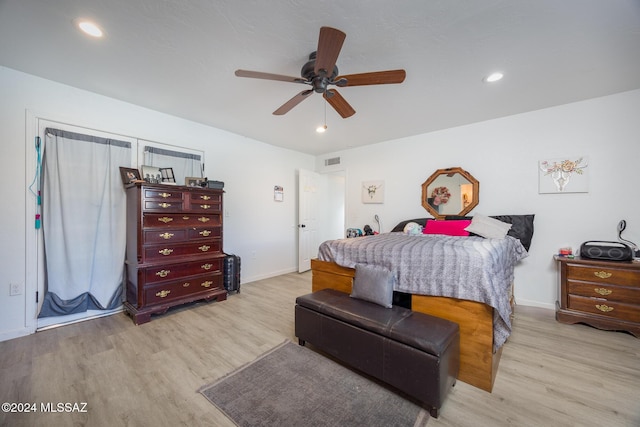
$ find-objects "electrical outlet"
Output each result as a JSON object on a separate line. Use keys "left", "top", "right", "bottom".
{"left": 9, "top": 282, "right": 24, "bottom": 296}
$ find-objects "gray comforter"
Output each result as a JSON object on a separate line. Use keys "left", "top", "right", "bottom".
{"left": 317, "top": 232, "right": 528, "bottom": 350}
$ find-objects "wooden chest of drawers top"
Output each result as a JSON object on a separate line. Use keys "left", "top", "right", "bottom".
{"left": 138, "top": 184, "right": 222, "bottom": 212}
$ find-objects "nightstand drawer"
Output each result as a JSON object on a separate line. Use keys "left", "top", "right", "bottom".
{"left": 568, "top": 294, "right": 640, "bottom": 322}
{"left": 567, "top": 280, "right": 640, "bottom": 304}
{"left": 566, "top": 264, "right": 639, "bottom": 287}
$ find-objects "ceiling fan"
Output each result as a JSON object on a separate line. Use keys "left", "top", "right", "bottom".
{"left": 235, "top": 26, "right": 406, "bottom": 118}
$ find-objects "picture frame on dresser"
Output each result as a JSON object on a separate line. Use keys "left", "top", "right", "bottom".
{"left": 119, "top": 167, "right": 142, "bottom": 185}
{"left": 141, "top": 165, "right": 162, "bottom": 184}
{"left": 160, "top": 167, "right": 176, "bottom": 183}
{"left": 186, "top": 176, "right": 205, "bottom": 187}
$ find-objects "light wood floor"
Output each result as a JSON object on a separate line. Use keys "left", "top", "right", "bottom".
{"left": 1, "top": 271, "right": 638, "bottom": 427}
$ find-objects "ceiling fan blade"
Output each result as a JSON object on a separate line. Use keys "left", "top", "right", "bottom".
{"left": 335, "top": 70, "right": 406, "bottom": 86}
{"left": 314, "top": 27, "right": 346, "bottom": 76}
{"left": 323, "top": 89, "right": 355, "bottom": 118}
{"left": 235, "top": 69, "right": 306, "bottom": 84}
{"left": 273, "top": 90, "right": 314, "bottom": 115}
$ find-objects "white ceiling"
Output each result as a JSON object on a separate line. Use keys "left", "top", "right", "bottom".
{"left": 2, "top": 0, "right": 639, "bottom": 155}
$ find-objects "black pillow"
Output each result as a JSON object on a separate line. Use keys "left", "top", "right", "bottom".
{"left": 445, "top": 214, "right": 535, "bottom": 251}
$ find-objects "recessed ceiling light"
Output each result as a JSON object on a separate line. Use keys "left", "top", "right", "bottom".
{"left": 484, "top": 72, "right": 504, "bottom": 83}
{"left": 76, "top": 20, "right": 104, "bottom": 38}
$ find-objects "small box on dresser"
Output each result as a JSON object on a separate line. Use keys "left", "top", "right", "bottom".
{"left": 555, "top": 255, "right": 640, "bottom": 337}
{"left": 124, "top": 183, "right": 227, "bottom": 324}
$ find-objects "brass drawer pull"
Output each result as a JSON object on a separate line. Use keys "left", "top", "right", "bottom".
{"left": 200, "top": 204, "right": 211, "bottom": 209}
{"left": 201, "top": 281, "right": 213, "bottom": 288}
{"left": 594, "top": 287, "right": 612, "bottom": 296}
{"left": 160, "top": 192, "right": 171, "bottom": 198}
{"left": 182, "top": 282, "right": 190, "bottom": 288}
{"left": 158, "top": 217, "right": 173, "bottom": 224}
{"left": 159, "top": 232, "right": 174, "bottom": 240}
{"left": 199, "top": 230, "right": 212, "bottom": 237}
{"left": 156, "top": 290, "right": 170, "bottom": 298}
{"left": 159, "top": 248, "right": 174, "bottom": 256}
{"left": 159, "top": 203, "right": 172, "bottom": 209}
{"left": 199, "top": 245, "right": 211, "bottom": 252}
{"left": 156, "top": 270, "right": 170, "bottom": 278}
{"left": 198, "top": 217, "right": 210, "bottom": 223}
{"left": 595, "top": 304, "right": 614, "bottom": 312}
{"left": 594, "top": 271, "right": 612, "bottom": 279}
{"left": 200, "top": 195, "right": 211, "bottom": 200}
{"left": 201, "top": 263, "right": 213, "bottom": 270}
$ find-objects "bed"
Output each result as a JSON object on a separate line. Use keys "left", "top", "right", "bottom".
{"left": 310, "top": 215, "right": 534, "bottom": 392}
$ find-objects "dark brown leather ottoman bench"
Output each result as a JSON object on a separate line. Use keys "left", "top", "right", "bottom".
{"left": 295, "top": 288, "right": 460, "bottom": 418}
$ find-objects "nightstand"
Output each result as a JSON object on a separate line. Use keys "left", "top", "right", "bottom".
{"left": 555, "top": 255, "right": 640, "bottom": 337}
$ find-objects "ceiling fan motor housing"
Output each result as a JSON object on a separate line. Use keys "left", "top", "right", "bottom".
{"left": 301, "top": 51, "right": 339, "bottom": 93}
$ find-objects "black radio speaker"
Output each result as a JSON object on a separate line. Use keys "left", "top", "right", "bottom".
{"left": 580, "top": 241, "right": 633, "bottom": 262}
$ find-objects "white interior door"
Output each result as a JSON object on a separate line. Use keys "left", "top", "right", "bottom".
{"left": 298, "top": 169, "right": 320, "bottom": 272}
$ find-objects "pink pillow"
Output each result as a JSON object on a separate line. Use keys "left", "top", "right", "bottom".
{"left": 423, "top": 220, "right": 471, "bottom": 236}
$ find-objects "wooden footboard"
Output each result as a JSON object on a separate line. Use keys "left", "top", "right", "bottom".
{"left": 310, "top": 259, "right": 502, "bottom": 392}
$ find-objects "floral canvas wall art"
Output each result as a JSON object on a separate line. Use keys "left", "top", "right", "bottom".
{"left": 538, "top": 156, "right": 588, "bottom": 193}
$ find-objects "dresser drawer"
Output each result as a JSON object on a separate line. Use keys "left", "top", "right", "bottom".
{"left": 143, "top": 240, "right": 222, "bottom": 261}
{"left": 568, "top": 294, "right": 640, "bottom": 322}
{"left": 143, "top": 213, "right": 222, "bottom": 228}
{"left": 187, "top": 226, "right": 221, "bottom": 240}
{"left": 143, "top": 228, "right": 188, "bottom": 244}
{"left": 566, "top": 264, "right": 639, "bottom": 287}
{"left": 143, "top": 258, "right": 223, "bottom": 283}
{"left": 144, "top": 199, "right": 184, "bottom": 212}
{"left": 143, "top": 188, "right": 184, "bottom": 202}
{"left": 567, "top": 280, "right": 640, "bottom": 304}
{"left": 190, "top": 191, "right": 222, "bottom": 204}
{"left": 144, "top": 273, "right": 224, "bottom": 306}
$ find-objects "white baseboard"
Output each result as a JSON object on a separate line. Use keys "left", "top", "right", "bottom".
{"left": 515, "top": 298, "right": 555, "bottom": 310}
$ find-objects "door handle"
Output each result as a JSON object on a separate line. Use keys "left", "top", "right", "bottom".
{"left": 298, "top": 224, "right": 306, "bottom": 228}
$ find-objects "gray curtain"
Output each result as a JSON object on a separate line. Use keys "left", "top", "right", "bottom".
{"left": 143, "top": 145, "right": 202, "bottom": 185}
{"left": 39, "top": 128, "right": 131, "bottom": 317}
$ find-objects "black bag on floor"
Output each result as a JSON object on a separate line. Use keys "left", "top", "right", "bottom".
{"left": 224, "top": 254, "right": 241, "bottom": 293}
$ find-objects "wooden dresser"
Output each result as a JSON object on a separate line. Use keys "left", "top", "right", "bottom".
{"left": 555, "top": 255, "right": 640, "bottom": 337}
{"left": 124, "top": 183, "right": 227, "bottom": 324}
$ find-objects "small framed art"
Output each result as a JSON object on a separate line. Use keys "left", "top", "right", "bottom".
{"left": 362, "top": 180, "right": 384, "bottom": 204}
{"left": 119, "top": 167, "right": 142, "bottom": 185}
{"left": 185, "top": 177, "right": 205, "bottom": 187}
{"left": 141, "top": 165, "right": 162, "bottom": 184}
{"left": 160, "top": 167, "right": 176, "bottom": 183}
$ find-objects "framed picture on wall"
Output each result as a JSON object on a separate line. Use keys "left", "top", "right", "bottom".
{"left": 362, "top": 180, "right": 384, "bottom": 203}
{"left": 119, "top": 167, "right": 142, "bottom": 185}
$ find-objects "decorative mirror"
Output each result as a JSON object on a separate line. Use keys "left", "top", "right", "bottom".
{"left": 421, "top": 167, "right": 479, "bottom": 219}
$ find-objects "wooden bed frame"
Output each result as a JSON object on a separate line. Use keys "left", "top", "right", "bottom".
{"left": 311, "top": 259, "right": 503, "bottom": 392}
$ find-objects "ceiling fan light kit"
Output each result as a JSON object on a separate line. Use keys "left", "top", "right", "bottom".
{"left": 235, "top": 26, "right": 406, "bottom": 119}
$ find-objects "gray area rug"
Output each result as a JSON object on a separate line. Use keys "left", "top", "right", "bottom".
{"left": 199, "top": 340, "right": 429, "bottom": 427}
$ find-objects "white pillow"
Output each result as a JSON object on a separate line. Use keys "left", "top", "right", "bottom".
{"left": 465, "top": 214, "right": 512, "bottom": 239}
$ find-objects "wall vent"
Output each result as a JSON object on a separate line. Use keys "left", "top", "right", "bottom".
{"left": 324, "top": 157, "right": 341, "bottom": 166}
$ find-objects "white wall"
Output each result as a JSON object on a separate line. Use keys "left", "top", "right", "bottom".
{"left": 317, "top": 89, "right": 640, "bottom": 310}
{"left": 0, "top": 66, "right": 314, "bottom": 341}
{"left": 2, "top": 64, "right": 638, "bottom": 342}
